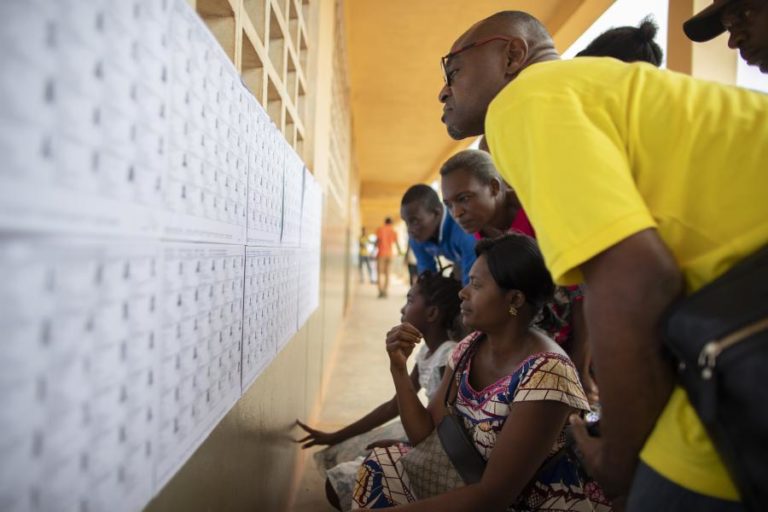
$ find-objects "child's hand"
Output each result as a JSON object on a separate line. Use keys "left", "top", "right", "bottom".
{"left": 385, "top": 322, "right": 422, "bottom": 371}
{"left": 295, "top": 420, "right": 344, "bottom": 448}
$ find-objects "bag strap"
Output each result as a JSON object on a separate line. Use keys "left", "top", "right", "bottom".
{"left": 443, "top": 334, "right": 482, "bottom": 410}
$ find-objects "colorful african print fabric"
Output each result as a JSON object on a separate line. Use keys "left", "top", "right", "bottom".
{"left": 534, "top": 284, "right": 584, "bottom": 345}
{"left": 319, "top": 342, "right": 457, "bottom": 511}
{"left": 352, "top": 333, "right": 613, "bottom": 510}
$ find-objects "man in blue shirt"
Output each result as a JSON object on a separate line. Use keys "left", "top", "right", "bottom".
{"left": 400, "top": 184, "right": 477, "bottom": 285}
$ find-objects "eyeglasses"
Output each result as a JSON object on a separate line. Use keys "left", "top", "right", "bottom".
{"left": 440, "top": 36, "right": 514, "bottom": 86}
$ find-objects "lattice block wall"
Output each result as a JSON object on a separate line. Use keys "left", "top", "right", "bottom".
{"left": 194, "top": 0, "right": 311, "bottom": 159}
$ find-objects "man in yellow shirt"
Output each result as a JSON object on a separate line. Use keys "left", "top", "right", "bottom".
{"left": 437, "top": 10, "right": 768, "bottom": 511}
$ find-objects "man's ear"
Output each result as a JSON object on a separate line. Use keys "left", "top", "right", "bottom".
{"left": 504, "top": 37, "right": 528, "bottom": 76}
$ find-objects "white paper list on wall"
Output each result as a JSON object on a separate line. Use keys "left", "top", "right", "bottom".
{"left": 245, "top": 95, "right": 283, "bottom": 245}
{"left": 276, "top": 248, "right": 301, "bottom": 349}
{"left": 155, "top": 242, "right": 244, "bottom": 489}
{"left": 280, "top": 147, "right": 304, "bottom": 247}
{"left": 164, "top": 0, "right": 248, "bottom": 244}
{"left": 0, "top": 0, "right": 323, "bottom": 509}
{"left": 300, "top": 168, "right": 323, "bottom": 249}
{"left": 242, "top": 248, "right": 280, "bottom": 391}
{"left": 298, "top": 169, "right": 323, "bottom": 326}
{"left": 0, "top": 238, "right": 159, "bottom": 512}
{"left": 0, "top": 0, "right": 170, "bottom": 238}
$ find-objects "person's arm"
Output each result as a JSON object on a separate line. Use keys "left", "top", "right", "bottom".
{"left": 567, "top": 299, "right": 598, "bottom": 402}
{"left": 411, "top": 241, "right": 438, "bottom": 273}
{"left": 391, "top": 400, "right": 573, "bottom": 512}
{"left": 573, "top": 229, "right": 680, "bottom": 497}
{"left": 568, "top": 299, "right": 588, "bottom": 372}
{"left": 386, "top": 323, "right": 453, "bottom": 443}
{"left": 296, "top": 366, "right": 422, "bottom": 448}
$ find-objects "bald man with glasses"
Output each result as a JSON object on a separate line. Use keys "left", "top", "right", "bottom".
{"left": 438, "top": 9, "right": 768, "bottom": 512}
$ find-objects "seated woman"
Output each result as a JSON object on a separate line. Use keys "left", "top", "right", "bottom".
{"left": 440, "top": 149, "right": 597, "bottom": 403}
{"left": 297, "top": 271, "right": 464, "bottom": 510}
{"left": 353, "top": 234, "right": 611, "bottom": 511}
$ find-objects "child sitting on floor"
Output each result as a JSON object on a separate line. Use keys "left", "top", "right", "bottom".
{"left": 296, "top": 271, "right": 464, "bottom": 511}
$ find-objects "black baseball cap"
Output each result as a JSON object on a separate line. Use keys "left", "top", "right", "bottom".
{"left": 683, "top": 0, "right": 732, "bottom": 42}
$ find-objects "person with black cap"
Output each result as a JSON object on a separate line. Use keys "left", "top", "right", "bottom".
{"left": 684, "top": 0, "right": 768, "bottom": 73}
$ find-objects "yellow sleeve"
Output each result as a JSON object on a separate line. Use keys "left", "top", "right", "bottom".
{"left": 486, "top": 85, "right": 656, "bottom": 285}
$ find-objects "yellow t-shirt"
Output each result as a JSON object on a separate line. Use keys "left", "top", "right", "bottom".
{"left": 486, "top": 57, "right": 768, "bottom": 501}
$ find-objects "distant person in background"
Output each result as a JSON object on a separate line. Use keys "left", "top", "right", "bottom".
{"left": 375, "top": 217, "right": 402, "bottom": 298}
{"left": 684, "top": 0, "right": 768, "bottom": 73}
{"left": 400, "top": 184, "right": 477, "bottom": 285}
{"left": 358, "top": 227, "right": 375, "bottom": 284}
{"left": 576, "top": 17, "right": 664, "bottom": 66}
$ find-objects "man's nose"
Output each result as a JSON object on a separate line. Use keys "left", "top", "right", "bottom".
{"left": 727, "top": 29, "right": 744, "bottom": 49}
{"left": 438, "top": 83, "right": 451, "bottom": 103}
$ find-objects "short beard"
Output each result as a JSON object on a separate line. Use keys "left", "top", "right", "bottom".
{"left": 447, "top": 125, "right": 465, "bottom": 140}
{"left": 446, "top": 116, "right": 485, "bottom": 140}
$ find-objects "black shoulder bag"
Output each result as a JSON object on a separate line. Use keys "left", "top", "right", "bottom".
{"left": 437, "top": 339, "right": 487, "bottom": 484}
{"left": 663, "top": 244, "right": 768, "bottom": 511}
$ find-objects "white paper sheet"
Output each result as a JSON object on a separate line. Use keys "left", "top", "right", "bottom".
{"left": 154, "top": 242, "right": 244, "bottom": 490}
{"left": 0, "top": 237, "right": 160, "bottom": 512}
{"left": 245, "top": 98, "right": 283, "bottom": 245}
{"left": 280, "top": 148, "right": 303, "bottom": 247}
{"left": 0, "top": 0, "right": 169, "bottom": 239}
{"left": 0, "top": 0, "right": 322, "bottom": 509}
{"left": 162, "top": 0, "right": 248, "bottom": 244}
{"left": 242, "top": 248, "right": 281, "bottom": 392}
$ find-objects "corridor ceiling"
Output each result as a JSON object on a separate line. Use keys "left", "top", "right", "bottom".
{"left": 345, "top": 0, "right": 614, "bottom": 229}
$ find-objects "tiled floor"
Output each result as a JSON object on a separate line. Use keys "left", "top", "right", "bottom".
{"left": 291, "top": 274, "right": 411, "bottom": 511}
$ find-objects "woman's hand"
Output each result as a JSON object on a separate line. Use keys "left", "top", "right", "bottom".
{"left": 295, "top": 420, "right": 343, "bottom": 448}
{"left": 386, "top": 322, "right": 422, "bottom": 371}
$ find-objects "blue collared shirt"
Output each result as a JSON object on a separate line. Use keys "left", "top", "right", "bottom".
{"left": 409, "top": 210, "right": 477, "bottom": 285}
